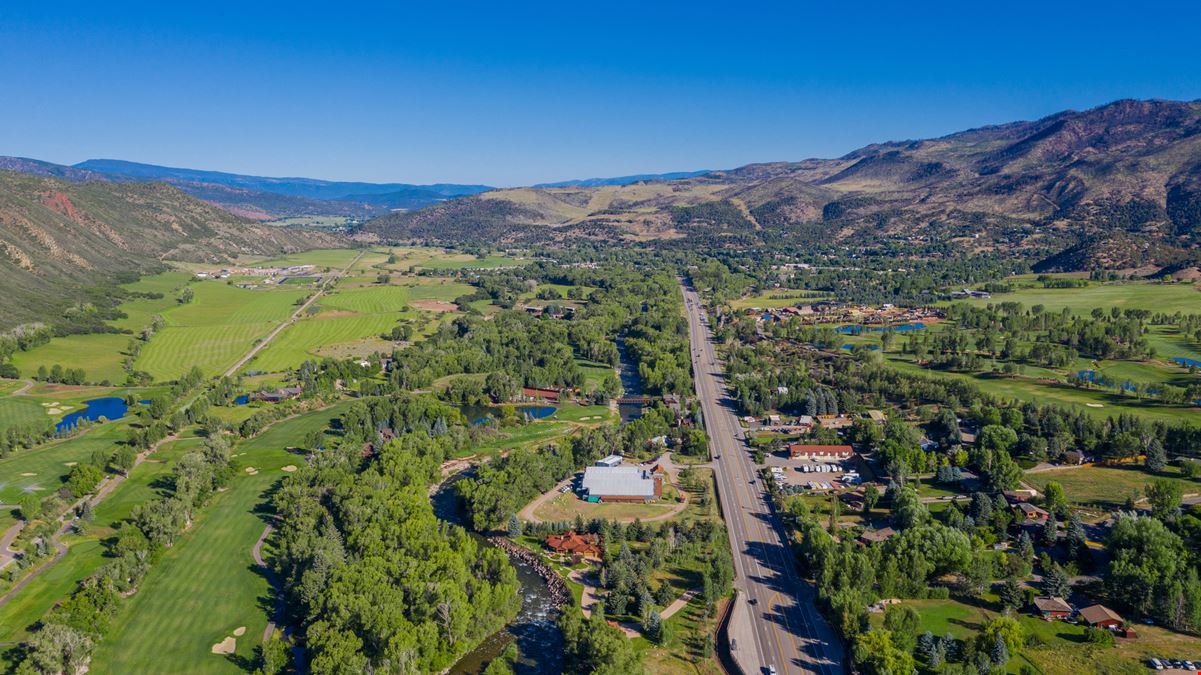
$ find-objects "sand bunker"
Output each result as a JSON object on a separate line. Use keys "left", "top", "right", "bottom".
{"left": 281, "top": 465, "right": 297, "bottom": 472}
{"left": 1086, "top": 403, "right": 1104, "bottom": 408}
{"left": 46, "top": 408, "right": 63, "bottom": 415}
{"left": 64, "top": 462, "right": 77, "bottom": 467}
{"left": 233, "top": 626, "right": 246, "bottom": 637}
{"left": 246, "top": 468, "right": 259, "bottom": 476}
{"left": 211, "top": 637, "right": 236, "bottom": 655}
{"left": 20, "top": 473, "right": 36, "bottom": 477}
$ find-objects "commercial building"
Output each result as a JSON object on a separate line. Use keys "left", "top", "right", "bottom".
{"left": 788, "top": 444, "right": 855, "bottom": 461}
{"left": 581, "top": 466, "right": 662, "bottom": 503}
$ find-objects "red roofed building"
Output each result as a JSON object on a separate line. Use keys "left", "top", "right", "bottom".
{"left": 788, "top": 444, "right": 855, "bottom": 461}
{"left": 1079, "top": 604, "right": 1123, "bottom": 629}
{"left": 546, "top": 531, "right": 603, "bottom": 561}
{"left": 521, "top": 387, "right": 562, "bottom": 401}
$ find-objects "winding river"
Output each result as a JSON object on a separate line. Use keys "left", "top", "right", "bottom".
{"left": 432, "top": 472, "right": 565, "bottom": 675}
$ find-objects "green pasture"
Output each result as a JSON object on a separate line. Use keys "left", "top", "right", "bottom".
{"left": 0, "top": 420, "right": 134, "bottom": 503}
{"left": 248, "top": 248, "right": 364, "bottom": 270}
{"left": 883, "top": 355, "right": 1201, "bottom": 425}
{"left": 0, "top": 395, "right": 48, "bottom": 432}
{"left": 958, "top": 281, "right": 1201, "bottom": 315}
{"left": 138, "top": 322, "right": 279, "bottom": 380}
{"left": 1026, "top": 464, "right": 1199, "bottom": 508}
{"left": 249, "top": 313, "right": 403, "bottom": 372}
{"left": 92, "top": 404, "right": 348, "bottom": 674}
{"left": 732, "top": 289, "right": 830, "bottom": 310}
{"left": 320, "top": 285, "right": 411, "bottom": 314}
{"left": 10, "top": 333, "right": 132, "bottom": 384}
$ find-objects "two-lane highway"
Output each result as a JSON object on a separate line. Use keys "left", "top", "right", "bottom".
{"left": 681, "top": 279, "right": 844, "bottom": 675}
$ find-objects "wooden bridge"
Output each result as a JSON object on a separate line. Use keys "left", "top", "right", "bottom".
{"left": 616, "top": 396, "right": 654, "bottom": 405}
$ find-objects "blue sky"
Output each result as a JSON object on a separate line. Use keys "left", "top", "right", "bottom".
{"left": 1, "top": 1, "right": 1199, "bottom": 186}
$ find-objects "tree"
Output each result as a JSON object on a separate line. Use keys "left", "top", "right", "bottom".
{"left": 1106, "top": 514, "right": 1187, "bottom": 618}
{"left": 883, "top": 604, "right": 921, "bottom": 651}
{"left": 110, "top": 446, "right": 138, "bottom": 475}
{"left": 1041, "top": 513, "right": 1058, "bottom": 547}
{"left": 852, "top": 629, "right": 915, "bottom": 675}
{"left": 862, "top": 484, "right": 881, "bottom": 513}
{"left": 1043, "top": 481, "right": 1067, "bottom": 515}
{"left": 1045, "top": 563, "right": 1071, "bottom": 599}
{"left": 982, "top": 615, "right": 1024, "bottom": 656}
{"left": 507, "top": 515, "right": 523, "bottom": 538}
{"left": 1145, "top": 438, "right": 1167, "bottom": 473}
{"left": 1000, "top": 578, "right": 1025, "bottom": 610}
{"left": 21, "top": 623, "right": 92, "bottom": 675}
{"left": 1145, "top": 479, "right": 1183, "bottom": 521}
{"left": 19, "top": 493, "right": 42, "bottom": 521}
{"left": 990, "top": 631, "right": 1010, "bottom": 669}
{"left": 890, "top": 486, "right": 928, "bottom": 529}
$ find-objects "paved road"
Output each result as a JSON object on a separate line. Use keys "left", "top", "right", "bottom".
{"left": 682, "top": 280, "right": 844, "bottom": 675}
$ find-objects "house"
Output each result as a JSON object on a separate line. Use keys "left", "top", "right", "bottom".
{"left": 788, "top": 444, "right": 855, "bottom": 461}
{"left": 596, "top": 454, "right": 623, "bottom": 468}
{"left": 250, "top": 386, "right": 303, "bottom": 403}
{"left": 1033, "top": 596, "right": 1073, "bottom": 620}
{"left": 766, "top": 414, "right": 781, "bottom": 426}
{"left": 1004, "top": 489, "right": 1038, "bottom": 503}
{"left": 546, "top": 531, "right": 603, "bottom": 561}
{"left": 1014, "top": 503, "right": 1050, "bottom": 524}
{"left": 1079, "top": 604, "right": 1123, "bottom": 629}
{"left": 662, "top": 394, "right": 682, "bottom": 412}
{"left": 581, "top": 466, "right": 663, "bottom": 502}
{"left": 857, "top": 527, "right": 897, "bottom": 545}
{"left": 865, "top": 410, "right": 886, "bottom": 424}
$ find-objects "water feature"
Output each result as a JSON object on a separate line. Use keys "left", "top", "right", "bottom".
{"left": 616, "top": 336, "right": 645, "bottom": 424}
{"left": 834, "top": 322, "right": 927, "bottom": 335}
{"left": 56, "top": 397, "right": 148, "bottom": 433}
{"left": 1172, "top": 356, "right": 1201, "bottom": 369}
{"left": 234, "top": 394, "right": 250, "bottom": 405}
{"left": 517, "top": 405, "right": 556, "bottom": 420}
{"left": 459, "top": 403, "right": 497, "bottom": 426}
{"left": 431, "top": 472, "right": 564, "bottom": 675}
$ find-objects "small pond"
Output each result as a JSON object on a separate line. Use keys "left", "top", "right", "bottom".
{"left": 56, "top": 397, "right": 149, "bottom": 433}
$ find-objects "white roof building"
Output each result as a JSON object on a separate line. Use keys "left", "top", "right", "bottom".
{"left": 596, "top": 455, "right": 623, "bottom": 468}
{"left": 582, "top": 466, "right": 658, "bottom": 501}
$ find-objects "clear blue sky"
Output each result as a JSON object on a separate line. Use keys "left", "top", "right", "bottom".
{"left": 2, "top": 1, "right": 1199, "bottom": 186}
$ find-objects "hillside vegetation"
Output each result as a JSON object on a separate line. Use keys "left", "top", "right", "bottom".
{"left": 0, "top": 171, "right": 341, "bottom": 328}
{"left": 363, "top": 99, "right": 1201, "bottom": 271}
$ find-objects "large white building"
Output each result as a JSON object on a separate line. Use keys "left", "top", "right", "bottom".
{"left": 581, "top": 466, "right": 662, "bottom": 503}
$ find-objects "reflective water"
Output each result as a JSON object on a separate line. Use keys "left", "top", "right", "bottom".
{"left": 56, "top": 397, "right": 147, "bottom": 432}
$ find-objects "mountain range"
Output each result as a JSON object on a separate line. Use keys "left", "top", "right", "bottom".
{"left": 362, "top": 99, "right": 1201, "bottom": 271}
{"left": 0, "top": 157, "right": 494, "bottom": 220}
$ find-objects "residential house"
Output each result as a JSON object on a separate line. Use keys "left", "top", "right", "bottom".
{"left": 857, "top": 527, "right": 897, "bottom": 545}
{"left": 1033, "top": 596, "right": 1073, "bottom": 620}
{"left": 1014, "top": 503, "right": 1050, "bottom": 524}
{"left": 546, "top": 531, "right": 603, "bottom": 561}
{"left": 1079, "top": 604, "right": 1123, "bottom": 630}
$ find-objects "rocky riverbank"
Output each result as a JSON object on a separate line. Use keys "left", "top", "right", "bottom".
{"left": 488, "top": 536, "right": 572, "bottom": 608}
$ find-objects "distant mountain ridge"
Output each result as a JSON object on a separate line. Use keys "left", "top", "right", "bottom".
{"left": 534, "top": 170, "right": 710, "bottom": 188}
{"left": 362, "top": 98, "right": 1201, "bottom": 271}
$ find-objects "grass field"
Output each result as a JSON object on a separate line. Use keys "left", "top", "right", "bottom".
{"left": 874, "top": 595, "right": 1201, "bottom": 675}
{"left": 0, "top": 395, "right": 48, "bottom": 431}
{"left": 247, "top": 248, "right": 365, "bottom": 270}
{"left": 0, "top": 438, "right": 196, "bottom": 643}
{"left": 0, "top": 422, "right": 135, "bottom": 503}
{"left": 1026, "top": 464, "right": 1200, "bottom": 508}
{"left": 10, "top": 333, "right": 134, "bottom": 385}
{"left": 92, "top": 404, "right": 349, "bottom": 674}
{"left": 960, "top": 281, "right": 1201, "bottom": 315}
{"left": 731, "top": 289, "right": 830, "bottom": 310}
{"left": 249, "top": 312, "right": 403, "bottom": 372}
{"left": 884, "top": 355, "right": 1201, "bottom": 425}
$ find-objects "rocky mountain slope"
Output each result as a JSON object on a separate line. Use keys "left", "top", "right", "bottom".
{"left": 362, "top": 99, "right": 1201, "bottom": 269}
{"left": 0, "top": 171, "right": 342, "bottom": 327}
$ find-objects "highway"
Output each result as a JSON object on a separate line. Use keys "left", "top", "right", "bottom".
{"left": 681, "top": 279, "right": 844, "bottom": 675}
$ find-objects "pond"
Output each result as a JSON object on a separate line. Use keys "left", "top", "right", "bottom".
{"left": 56, "top": 397, "right": 149, "bottom": 433}
{"left": 1172, "top": 357, "right": 1201, "bottom": 369}
{"left": 834, "top": 322, "right": 927, "bottom": 335}
{"left": 517, "top": 405, "right": 556, "bottom": 420}
{"left": 458, "top": 404, "right": 557, "bottom": 426}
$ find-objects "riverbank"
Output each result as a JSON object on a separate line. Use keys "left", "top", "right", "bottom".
{"left": 488, "top": 536, "right": 571, "bottom": 608}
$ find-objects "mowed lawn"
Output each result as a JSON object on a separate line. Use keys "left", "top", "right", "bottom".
{"left": 884, "top": 355, "right": 1201, "bottom": 425}
{"left": 137, "top": 282, "right": 305, "bottom": 380}
{"left": 0, "top": 439, "right": 194, "bottom": 643}
{"left": 0, "top": 395, "right": 48, "bottom": 432}
{"left": 0, "top": 422, "right": 134, "bottom": 504}
{"left": 10, "top": 333, "right": 133, "bottom": 384}
{"left": 1026, "top": 464, "right": 1200, "bottom": 508}
{"left": 92, "top": 404, "right": 348, "bottom": 675}
{"left": 249, "top": 312, "right": 402, "bottom": 372}
{"left": 959, "top": 281, "right": 1201, "bottom": 315}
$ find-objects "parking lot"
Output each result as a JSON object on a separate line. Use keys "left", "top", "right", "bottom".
{"left": 764, "top": 454, "right": 861, "bottom": 491}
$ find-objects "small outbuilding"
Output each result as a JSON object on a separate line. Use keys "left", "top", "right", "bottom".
{"left": 1033, "top": 596, "right": 1073, "bottom": 620}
